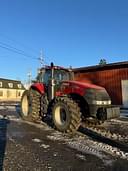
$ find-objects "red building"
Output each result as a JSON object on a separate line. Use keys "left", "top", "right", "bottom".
{"left": 74, "top": 61, "right": 128, "bottom": 107}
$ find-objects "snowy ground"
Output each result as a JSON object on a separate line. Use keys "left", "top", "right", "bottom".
{"left": 0, "top": 105, "right": 128, "bottom": 171}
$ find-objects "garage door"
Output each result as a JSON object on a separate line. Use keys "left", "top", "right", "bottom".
{"left": 122, "top": 80, "right": 128, "bottom": 108}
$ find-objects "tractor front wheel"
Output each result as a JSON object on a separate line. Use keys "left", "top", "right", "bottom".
{"left": 52, "top": 97, "right": 81, "bottom": 133}
{"left": 20, "top": 89, "right": 41, "bottom": 122}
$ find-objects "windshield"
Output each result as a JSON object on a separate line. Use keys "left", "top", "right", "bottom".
{"left": 54, "top": 70, "right": 70, "bottom": 82}
{"left": 37, "top": 69, "right": 72, "bottom": 85}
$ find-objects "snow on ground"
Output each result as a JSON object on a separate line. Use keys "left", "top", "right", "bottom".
{"left": 1, "top": 106, "right": 128, "bottom": 167}
{"left": 47, "top": 131, "right": 116, "bottom": 166}
{"left": 46, "top": 127, "right": 128, "bottom": 164}
{"left": 32, "top": 138, "right": 42, "bottom": 143}
{"left": 40, "top": 144, "right": 50, "bottom": 149}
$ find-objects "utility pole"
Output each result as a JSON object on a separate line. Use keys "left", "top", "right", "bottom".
{"left": 38, "top": 49, "right": 44, "bottom": 67}
{"left": 27, "top": 70, "right": 32, "bottom": 86}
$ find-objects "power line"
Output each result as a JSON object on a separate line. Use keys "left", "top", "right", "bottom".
{"left": 0, "top": 43, "right": 37, "bottom": 60}
{"left": 0, "top": 33, "right": 55, "bottom": 64}
{"left": 0, "top": 33, "right": 39, "bottom": 56}
{"left": 0, "top": 38, "right": 53, "bottom": 65}
{"left": 0, "top": 43, "right": 52, "bottom": 65}
{"left": 0, "top": 41, "right": 36, "bottom": 58}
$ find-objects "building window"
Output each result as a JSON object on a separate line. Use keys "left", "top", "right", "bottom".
{"left": 8, "top": 83, "right": 13, "bottom": 88}
{"left": 0, "top": 82, "right": 2, "bottom": 88}
{"left": 18, "top": 84, "right": 22, "bottom": 89}
{"left": 16, "top": 91, "right": 21, "bottom": 97}
{"left": 0, "top": 91, "right": 3, "bottom": 96}
{"left": 7, "top": 90, "right": 11, "bottom": 97}
{"left": 18, "top": 92, "right": 21, "bottom": 96}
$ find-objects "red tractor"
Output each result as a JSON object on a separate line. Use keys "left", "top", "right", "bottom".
{"left": 20, "top": 63, "right": 119, "bottom": 133}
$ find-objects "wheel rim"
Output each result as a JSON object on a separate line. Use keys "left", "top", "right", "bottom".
{"left": 22, "top": 94, "right": 29, "bottom": 116}
{"left": 54, "top": 106, "right": 67, "bottom": 126}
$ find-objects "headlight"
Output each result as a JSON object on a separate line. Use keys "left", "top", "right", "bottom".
{"left": 93, "top": 100, "right": 111, "bottom": 105}
{"left": 108, "top": 100, "right": 111, "bottom": 105}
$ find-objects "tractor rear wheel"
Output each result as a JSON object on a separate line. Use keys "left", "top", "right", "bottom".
{"left": 20, "top": 89, "right": 41, "bottom": 122}
{"left": 52, "top": 97, "right": 81, "bottom": 133}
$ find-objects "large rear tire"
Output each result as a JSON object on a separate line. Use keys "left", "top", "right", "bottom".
{"left": 20, "top": 89, "right": 41, "bottom": 122}
{"left": 52, "top": 97, "right": 81, "bottom": 133}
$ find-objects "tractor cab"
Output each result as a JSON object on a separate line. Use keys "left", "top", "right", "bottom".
{"left": 36, "top": 64, "right": 73, "bottom": 100}
{"left": 37, "top": 66, "right": 73, "bottom": 84}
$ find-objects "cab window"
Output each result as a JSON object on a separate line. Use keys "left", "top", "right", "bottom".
{"left": 43, "top": 70, "right": 51, "bottom": 85}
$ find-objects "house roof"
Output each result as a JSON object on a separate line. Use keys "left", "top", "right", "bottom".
{"left": 0, "top": 78, "right": 25, "bottom": 89}
{"left": 73, "top": 61, "right": 128, "bottom": 73}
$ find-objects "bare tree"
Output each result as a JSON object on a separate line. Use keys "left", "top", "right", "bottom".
{"left": 99, "top": 59, "right": 107, "bottom": 65}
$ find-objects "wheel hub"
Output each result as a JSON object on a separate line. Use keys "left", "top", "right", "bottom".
{"left": 22, "top": 95, "right": 29, "bottom": 116}
{"left": 54, "top": 106, "right": 67, "bottom": 126}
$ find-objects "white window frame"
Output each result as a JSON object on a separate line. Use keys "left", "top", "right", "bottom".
{"left": 0, "top": 82, "right": 2, "bottom": 88}
{"left": 18, "top": 84, "right": 22, "bottom": 89}
{"left": 8, "top": 83, "right": 13, "bottom": 88}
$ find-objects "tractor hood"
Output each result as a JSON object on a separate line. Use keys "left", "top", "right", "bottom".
{"left": 61, "top": 80, "right": 105, "bottom": 97}
{"left": 63, "top": 80, "right": 104, "bottom": 90}
{"left": 61, "top": 80, "right": 111, "bottom": 104}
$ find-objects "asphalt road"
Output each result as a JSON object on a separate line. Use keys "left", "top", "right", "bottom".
{"left": 0, "top": 106, "right": 128, "bottom": 171}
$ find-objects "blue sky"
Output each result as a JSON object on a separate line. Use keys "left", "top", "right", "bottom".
{"left": 0, "top": 0, "right": 128, "bottom": 82}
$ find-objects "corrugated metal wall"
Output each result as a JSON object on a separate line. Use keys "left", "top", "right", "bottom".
{"left": 75, "top": 68, "right": 128, "bottom": 105}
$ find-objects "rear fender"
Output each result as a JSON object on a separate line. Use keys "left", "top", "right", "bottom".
{"left": 31, "top": 83, "right": 45, "bottom": 95}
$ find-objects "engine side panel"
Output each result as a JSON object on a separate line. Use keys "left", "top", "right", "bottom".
{"left": 59, "top": 82, "right": 85, "bottom": 96}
